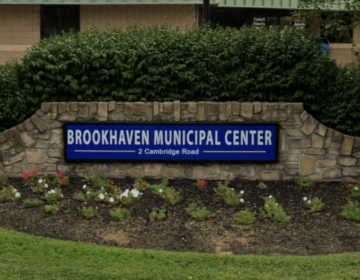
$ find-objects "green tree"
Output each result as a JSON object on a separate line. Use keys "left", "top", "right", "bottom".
{"left": 294, "top": 0, "right": 360, "bottom": 42}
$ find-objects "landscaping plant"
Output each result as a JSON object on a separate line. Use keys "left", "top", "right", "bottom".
{"left": 45, "top": 188, "right": 63, "bottom": 203}
{"left": 233, "top": 209, "right": 256, "bottom": 225}
{"left": 23, "top": 198, "right": 43, "bottom": 208}
{"left": 149, "top": 208, "right": 168, "bottom": 223}
{"left": 257, "top": 182, "right": 267, "bottom": 190}
{"left": 303, "top": 197, "right": 324, "bottom": 212}
{"left": 295, "top": 177, "right": 315, "bottom": 188}
{"left": 214, "top": 178, "right": 242, "bottom": 206}
{"left": 3, "top": 26, "right": 360, "bottom": 137}
{"left": 0, "top": 175, "right": 8, "bottom": 187}
{"left": 195, "top": 179, "right": 207, "bottom": 191}
{"left": 110, "top": 208, "right": 132, "bottom": 222}
{"left": 81, "top": 175, "right": 114, "bottom": 190}
{"left": 349, "top": 183, "right": 360, "bottom": 198}
{"left": 80, "top": 206, "right": 98, "bottom": 219}
{"left": 44, "top": 205, "right": 59, "bottom": 215}
{"left": 0, "top": 186, "right": 21, "bottom": 202}
{"left": 341, "top": 201, "right": 360, "bottom": 222}
{"left": 185, "top": 203, "right": 216, "bottom": 221}
{"left": 262, "top": 196, "right": 290, "bottom": 223}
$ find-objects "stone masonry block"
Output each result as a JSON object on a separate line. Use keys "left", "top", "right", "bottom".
{"left": 241, "top": 103, "right": 253, "bottom": 118}
{"left": 51, "top": 103, "right": 58, "bottom": 119}
{"left": 97, "top": 102, "right": 108, "bottom": 121}
{"left": 163, "top": 102, "right": 173, "bottom": 114}
{"left": 174, "top": 101, "right": 181, "bottom": 121}
{"left": 89, "top": 102, "right": 98, "bottom": 117}
{"left": 78, "top": 103, "right": 89, "bottom": 118}
{"left": 300, "top": 156, "right": 315, "bottom": 176}
{"left": 134, "top": 102, "right": 146, "bottom": 116}
{"left": 232, "top": 102, "right": 239, "bottom": 116}
{"left": 109, "top": 101, "right": 116, "bottom": 112}
{"left": 146, "top": 103, "right": 153, "bottom": 121}
{"left": 41, "top": 103, "right": 52, "bottom": 113}
{"left": 21, "top": 132, "right": 35, "bottom": 148}
{"left": 8, "top": 129, "right": 24, "bottom": 153}
{"left": 197, "top": 102, "right": 205, "bottom": 121}
{"left": 0, "top": 132, "right": 8, "bottom": 143}
{"left": 205, "top": 102, "right": 219, "bottom": 116}
{"left": 338, "top": 157, "right": 357, "bottom": 167}
{"left": 340, "top": 136, "right": 354, "bottom": 156}
{"left": 301, "top": 116, "right": 318, "bottom": 135}
{"left": 254, "top": 102, "right": 261, "bottom": 114}
{"left": 26, "top": 150, "right": 46, "bottom": 164}
{"left": 219, "top": 103, "right": 226, "bottom": 121}
{"left": 187, "top": 102, "right": 197, "bottom": 114}
{"left": 31, "top": 115, "right": 47, "bottom": 133}
{"left": 24, "top": 119, "right": 35, "bottom": 131}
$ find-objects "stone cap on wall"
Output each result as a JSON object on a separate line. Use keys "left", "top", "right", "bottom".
{"left": 0, "top": 101, "right": 359, "bottom": 181}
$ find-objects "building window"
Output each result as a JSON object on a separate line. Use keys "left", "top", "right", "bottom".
{"left": 41, "top": 5, "right": 80, "bottom": 39}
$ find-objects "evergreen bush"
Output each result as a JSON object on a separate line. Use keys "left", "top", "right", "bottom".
{"left": 0, "top": 25, "right": 358, "bottom": 135}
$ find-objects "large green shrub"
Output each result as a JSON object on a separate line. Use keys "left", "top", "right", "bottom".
{"left": 0, "top": 25, "right": 358, "bottom": 135}
{"left": 0, "top": 62, "right": 34, "bottom": 131}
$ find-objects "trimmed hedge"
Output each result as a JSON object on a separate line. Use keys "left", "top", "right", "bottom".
{"left": 0, "top": 25, "right": 359, "bottom": 135}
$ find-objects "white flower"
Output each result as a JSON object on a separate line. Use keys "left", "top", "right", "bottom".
{"left": 38, "top": 179, "right": 43, "bottom": 184}
{"left": 86, "top": 191, "right": 90, "bottom": 195}
{"left": 109, "top": 197, "right": 114, "bottom": 203}
{"left": 96, "top": 206, "right": 98, "bottom": 209}
{"left": 240, "top": 198, "right": 244, "bottom": 203}
{"left": 240, "top": 190, "right": 244, "bottom": 194}
{"left": 303, "top": 197, "right": 308, "bottom": 201}
{"left": 45, "top": 184, "right": 49, "bottom": 188}
{"left": 308, "top": 200, "right": 311, "bottom": 203}
{"left": 120, "top": 189, "right": 129, "bottom": 199}
{"left": 83, "top": 185, "right": 87, "bottom": 189}
{"left": 230, "top": 188, "right": 234, "bottom": 191}
{"left": 15, "top": 192, "right": 21, "bottom": 198}
{"left": 50, "top": 189, "right": 55, "bottom": 194}
{"left": 12, "top": 188, "right": 17, "bottom": 193}
{"left": 355, "top": 187, "right": 359, "bottom": 191}
{"left": 130, "top": 189, "right": 140, "bottom": 198}
{"left": 48, "top": 191, "right": 51, "bottom": 194}
{"left": 98, "top": 193, "right": 105, "bottom": 200}
{"left": 276, "top": 203, "right": 278, "bottom": 205}
{"left": 61, "top": 194, "right": 63, "bottom": 198}
{"left": 158, "top": 188, "right": 163, "bottom": 193}
{"left": 269, "top": 195, "right": 272, "bottom": 198}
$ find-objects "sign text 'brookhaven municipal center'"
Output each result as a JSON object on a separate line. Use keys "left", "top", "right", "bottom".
{"left": 64, "top": 123, "right": 278, "bottom": 162}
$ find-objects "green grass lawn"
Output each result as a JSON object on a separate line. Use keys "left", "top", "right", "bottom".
{"left": 1, "top": 227, "right": 360, "bottom": 280}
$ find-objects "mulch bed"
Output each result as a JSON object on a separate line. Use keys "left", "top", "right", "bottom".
{"left": 1, "top": 177, "right": 360, "bottom": 256}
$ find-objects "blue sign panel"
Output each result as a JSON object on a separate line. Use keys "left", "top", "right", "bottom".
{"left": 64, "top": 123, "right": 278, "bottom": 162}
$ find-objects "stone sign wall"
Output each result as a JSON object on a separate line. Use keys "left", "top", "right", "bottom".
{"left": 0, "top": 101, "right": 359, "bottom": 181}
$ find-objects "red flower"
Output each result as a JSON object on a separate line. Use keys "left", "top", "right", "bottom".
{"left": 140, "top": 183, "right": 145, "bottom": 188}
{"left": 23, "top": 173, "right": 29, "bottom": 180}
{"left": 32, "top": 171, "right": 37, "bottom": 175}
{"left": 110, "top": 180, "right": 115, "bottom": 185}
{"left": 57, "top": 172, "right": 63, "bottom": 178}
{"left": 231, "top": 178, "right": 235, "bottom": 182}
{"left": 199, "top": 180, "right": 206, "bottom": 187}
{"left": 60, "top": 178, "right": 66, "bottom": 184}
{"left": 349, "top": 184, "right": 354, "bottom": 188}
{"left": 28, "top": 172, "right": 32, "bottom": 176}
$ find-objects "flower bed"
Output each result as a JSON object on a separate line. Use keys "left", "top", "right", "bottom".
{"left": 0, "top": 173, "right": 360, "bottom": 256}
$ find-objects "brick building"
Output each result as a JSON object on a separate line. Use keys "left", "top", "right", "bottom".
{"left": 0, "top": 0, "right": 358, "bottom": 66}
